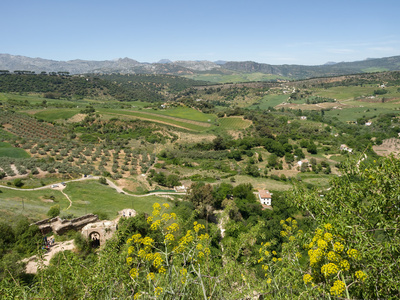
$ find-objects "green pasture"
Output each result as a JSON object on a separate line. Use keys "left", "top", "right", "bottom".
{"left": 34, "top": 108, "right": 80, "bottom": 121}
{"left": 297, "top": 173, "right": 333, "bottom": 188}
{"left": 218, "top": 117, "right": 251, "bottom": 130}
{"left": 221, "top": 175, "right": 293, "bottom": 191}
{"left": 312, "top": 85, "right": 378, "bottom": 100}
{"left": 248, "top": 94, "right": 289, "bottom": 109}
{"left": 0, "top": 92, "right": 95, "bottom": 107}
{"left": 324, "top": 104, "right": 399, "bottom": 122}
{"left": 156, "top": 107, "right": 217, "bottom": 123}
{"left": 0, "top": 93, "right": 47, "bottom": 103}
{"left": 63, "top": 180, "right": 171, "bottom": 217}
{"left": 98, "top": 109, "right": 214, "bottom": 132}
{"left": 184, "top": 73, "right": 289, "bottom": 83}
{"left": 0, "top": 142, "right": 30, "bottom": 158}
{"left": 0, "top": 187, "right": 68, "bottom": 221}
{"left": 361, "top": 67, "right": 389, "bottom": 73}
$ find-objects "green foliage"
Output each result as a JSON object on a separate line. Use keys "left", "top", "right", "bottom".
{"left": 47, "top": 204, "right": 60, "bottom": 218}
{"left": 13, "top": 178, "right": 24, "bottom": 187}
{"left": 98, "top": 177, "right": 107, "bottom": 185}
{"left": 74, "top": 232, "right": 92, "bottom": 255}
{"left": 289, "top": 155, "right": 400, "bottom": 298}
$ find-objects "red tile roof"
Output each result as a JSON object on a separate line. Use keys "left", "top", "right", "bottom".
{"left": 259, "top": 189, "right": 271, "bottom": 199}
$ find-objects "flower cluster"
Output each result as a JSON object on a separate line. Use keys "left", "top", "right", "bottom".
{"left": 330, "top": 280, "right": 346, "bottom": 297}
{"left": 303, "top": 224, "right": 367, "bottom": 297}
{"left": 126, "top": 203, "right": 212, "bottom": 299}
{"left": 258, "top": 218, "right": 300, "bottom": 283}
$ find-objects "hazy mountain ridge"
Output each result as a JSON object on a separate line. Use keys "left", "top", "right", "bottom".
{"left": 1, "top": 53, "right": 400, "bottom": 79}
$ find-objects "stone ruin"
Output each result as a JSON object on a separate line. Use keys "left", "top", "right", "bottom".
{"left": 32, "top": 209, "right": 137, "bottom": 247}
{"left": 33, "top": 214, "right": 99, "bottom": 235}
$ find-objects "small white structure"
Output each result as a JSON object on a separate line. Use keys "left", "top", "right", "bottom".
{"left": 297, "top": 159, "right": 309, "bottom": 167}
{"left": 300, "top": 116, "right": 307, "bottom": 120}
{"left": 340, "top": 144, "right": 353, "bottom": 153}
{"left": 174, "top": 185, "right": 187, "bottom": 193}
{"left": 259, "top": 189, "right": 272, "bottom": 206}
{"left": 365, "top": 122, "right": 372, "bottom": 126}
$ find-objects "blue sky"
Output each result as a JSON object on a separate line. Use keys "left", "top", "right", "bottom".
{"left": 1, "top": 0, "right": 399, "bottom": 65}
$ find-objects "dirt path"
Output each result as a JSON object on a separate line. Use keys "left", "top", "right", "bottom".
{"left": 24, "top": 239, "right": 75, "bottom": 274}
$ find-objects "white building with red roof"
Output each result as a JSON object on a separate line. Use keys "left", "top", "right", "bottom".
{"left": 258, "top": 189, "right": 272, "bottom": 206}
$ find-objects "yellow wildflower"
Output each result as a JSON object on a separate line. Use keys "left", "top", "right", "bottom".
{"left": 347, "top": 248, "right": 360, "bottom": 260}
{"left": 327, "top": 251, "right": 340, "bottom": 262}
{"left": 317, "top": 239, "right": 328, "bottom": 250}
{"left": 303, "top": 274, "right": 313, "bottom": 284}
{"left": 130, "top": 268, "right": 139, "bottom": 279}
{"left": 323, "top": 232, "right": 333, "bottom": 242}
{"left": 333, "top": 242, "right": 344, "bottom": 253}
{"left": 330, "top": 280, "right": 346, "bottom": 297}
{"left": 167, "top": 223, "right": 179, "bottom": 232}
{"left": 321, "top": 263, "right": 339, "bottom": 277}
{"left": 165, "top": 233, "right": 175, "bottom": 244}
{"left": 151, "top": 220, "right": 161, "bottom": 231}
{"left": 339, "top": 259, "right": 350, "bottom": 271}
{"left": 355, "top": 270, "right": 367, "bottom": 281}
{"left": 147, "top": 272, "right": 155, "bottom": 281}
{"left": 154, "top": 287, "right": 163, "bottom": 298}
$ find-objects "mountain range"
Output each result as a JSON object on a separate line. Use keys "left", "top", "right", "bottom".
{"left": 1, "top": 53, "right": 400, "bottom": 80}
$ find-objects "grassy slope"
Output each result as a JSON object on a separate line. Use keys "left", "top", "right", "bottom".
{"left": 98, "top": 108, "right": 214, "bottom": 132}
{"left": 0, "top": 188, "right": 68, "bottom": 221}
{"left": 248, "top": 94, "right": 289, "bottom": 109}
{"left": 33, "top": 109, "right": 80, "bottom": 122}
{"left": 0, "top": 142, "right": 30, "bottom": 158}
{"left": 0, "top": 180, "right": 172, "bottom": 222}
{"left": 62, "top": 180, "right": 171, "bottom": 218}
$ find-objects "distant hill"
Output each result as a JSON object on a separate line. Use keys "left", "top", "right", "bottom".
{"left": 1, "top": 53, "right": 400, "bottom": 80}
{"left": 0, "top": 73, "right": 209, "bottom": 102}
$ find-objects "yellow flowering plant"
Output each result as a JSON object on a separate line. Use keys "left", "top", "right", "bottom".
{"left": 257, "top": 218, "right": 305, "bottom": 296}
{"left": 126, "top": 203, "right": 213, "bottom": 299}
{"left": 302, "top": 224, "right": 367, "bottom": 298}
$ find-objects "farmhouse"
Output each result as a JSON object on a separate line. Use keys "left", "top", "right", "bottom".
{"left": 340, "top": 144, "right": 353, "bottom": 153}
{"left": 297, "top": 159, "right": 309, "bottom": 167}
{"left": 258, "top": 189, "right": 272, "bottom": 206}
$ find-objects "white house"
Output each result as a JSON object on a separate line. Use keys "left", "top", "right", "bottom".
{"left": 340, "top": 144, "right": 353, "bottom": 153}
{"left": 259, "top": 189, "right": 272, "bottom": 206}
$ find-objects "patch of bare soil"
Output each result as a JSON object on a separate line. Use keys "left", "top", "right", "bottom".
{"left": 68, "top": 113, "right": 87, "bottom": 123}
{"left": 41, "top": 198, "right": 54, "bottom": 203}
{"left": 114, "top": 178, "right": 139, "bottom": 191}
{"left": 373, "top": 138, "right": 400, "bottom": 157}
{"left": 176, "top": 132, "right": 216, "bottom": 144}
{"left": 227, "top": 130, "right": 242, "bottom": 139}
{"left": 24, "top": 239, "right": 75, "bottom": 274}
